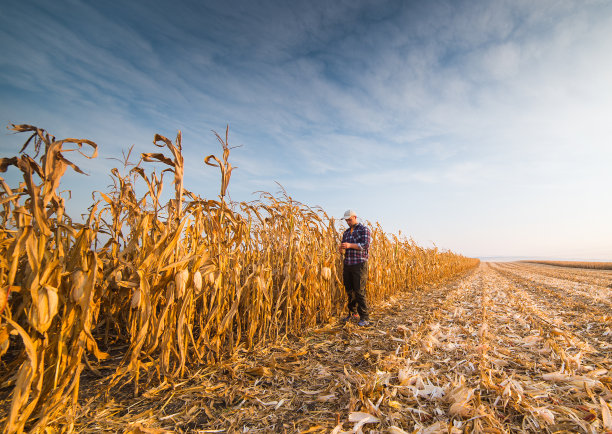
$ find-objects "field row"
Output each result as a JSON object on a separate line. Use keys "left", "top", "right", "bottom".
{"left": 521, "top": 260, "right": 612, "bottom": 271}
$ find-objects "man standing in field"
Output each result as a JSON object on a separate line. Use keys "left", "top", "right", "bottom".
{"left": 339, "top": 209, "right": 371, "bottom": 327}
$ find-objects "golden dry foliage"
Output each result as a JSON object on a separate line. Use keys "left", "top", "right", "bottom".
{"left": 521, "top": 260, "right": 612, "bottom": 270}
{"left": 0, "top": 124, "right": 479, "bottom": 433}
{"left": 0, "top": 124, "right": 103, "bottom": 432}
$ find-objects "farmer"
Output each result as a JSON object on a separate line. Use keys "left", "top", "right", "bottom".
{"left": 339, "top": 209, "right": 371, "bottom": 326}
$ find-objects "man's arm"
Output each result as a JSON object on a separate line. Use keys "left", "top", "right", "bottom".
{"left": 354, "top": 225, "right": 370, "bottom": 250}
{"left": 340, "top": 228, "right": 361, "bottom": 250}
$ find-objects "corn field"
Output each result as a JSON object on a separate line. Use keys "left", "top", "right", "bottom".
{"left": 0, "top": 124, "right": 479, "bottom": 433}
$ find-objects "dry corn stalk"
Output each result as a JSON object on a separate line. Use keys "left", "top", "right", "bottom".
{"left": 0, "top": 123, "right": 479, "bottom": 432}
{"left": 0, "top": 125, "right": 105, "bottom": 433}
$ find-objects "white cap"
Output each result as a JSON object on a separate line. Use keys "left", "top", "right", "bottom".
{"left": 343, "top": 209, "right": 357, "bottom": 219}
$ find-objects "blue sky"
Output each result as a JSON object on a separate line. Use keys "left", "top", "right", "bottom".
{"left": 1, "top": 0, "right": 611, "bottom": 260}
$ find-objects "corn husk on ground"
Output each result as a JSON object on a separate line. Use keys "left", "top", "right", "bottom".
{"left": 69, "top": 262, "right": 610, "bottom": 433}
{"left": 0, "top": 124, "right": 479, "bottom": 433}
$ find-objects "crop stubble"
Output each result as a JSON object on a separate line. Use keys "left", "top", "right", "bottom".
{"left": 72, "top": 262, "right": 612, "bottom": 433}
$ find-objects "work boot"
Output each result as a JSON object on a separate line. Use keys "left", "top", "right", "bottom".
{"left": 341, "top": 313, "right": 359, "bottom": 323}
{"left": 358, "top": 319, "right": 370, "bottom": 327}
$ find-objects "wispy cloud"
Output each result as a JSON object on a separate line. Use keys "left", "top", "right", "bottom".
{"left": 1, "top": 0, "right": 611, "bottom": 258}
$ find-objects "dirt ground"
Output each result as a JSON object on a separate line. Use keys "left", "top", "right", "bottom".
{"left": 73, "top": 263, "right": 612, "bottom": 433}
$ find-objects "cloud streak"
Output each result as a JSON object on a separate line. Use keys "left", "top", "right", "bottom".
{"left": 1, "top": 0, "right": 611, "bottom": 258}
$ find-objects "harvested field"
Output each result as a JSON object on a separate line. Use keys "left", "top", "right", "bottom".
{"left": 71, "top": 262, "right": 612, "bottom": 433}
{"left": 521, "top": 260, "right": 612, "bottom": 271}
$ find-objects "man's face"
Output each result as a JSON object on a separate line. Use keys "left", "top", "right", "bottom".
{"left": 345, "top": 216, "right": 357, "bottom": 227}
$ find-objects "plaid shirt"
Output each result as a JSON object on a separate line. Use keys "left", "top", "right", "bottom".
{"left": 342, "top": 223, "right": 371, "bottom": 265}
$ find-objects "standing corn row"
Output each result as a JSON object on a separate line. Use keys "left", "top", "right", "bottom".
{"left": 0, "top": 124, "right": 478, "bottom": 432}
{"left": 0, "top": 125, "right": 107, "bottom": 432}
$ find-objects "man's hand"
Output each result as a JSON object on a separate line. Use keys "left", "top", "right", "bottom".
{"left": 341, "top": 242, "right": 360, "bottom": 250}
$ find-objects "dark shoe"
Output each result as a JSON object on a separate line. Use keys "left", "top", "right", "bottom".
{"left": 358, "top": 319, "right": 370, "bottom": 327}
{"left": 341, "top": 313, "right": 359, "bottom": 323}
